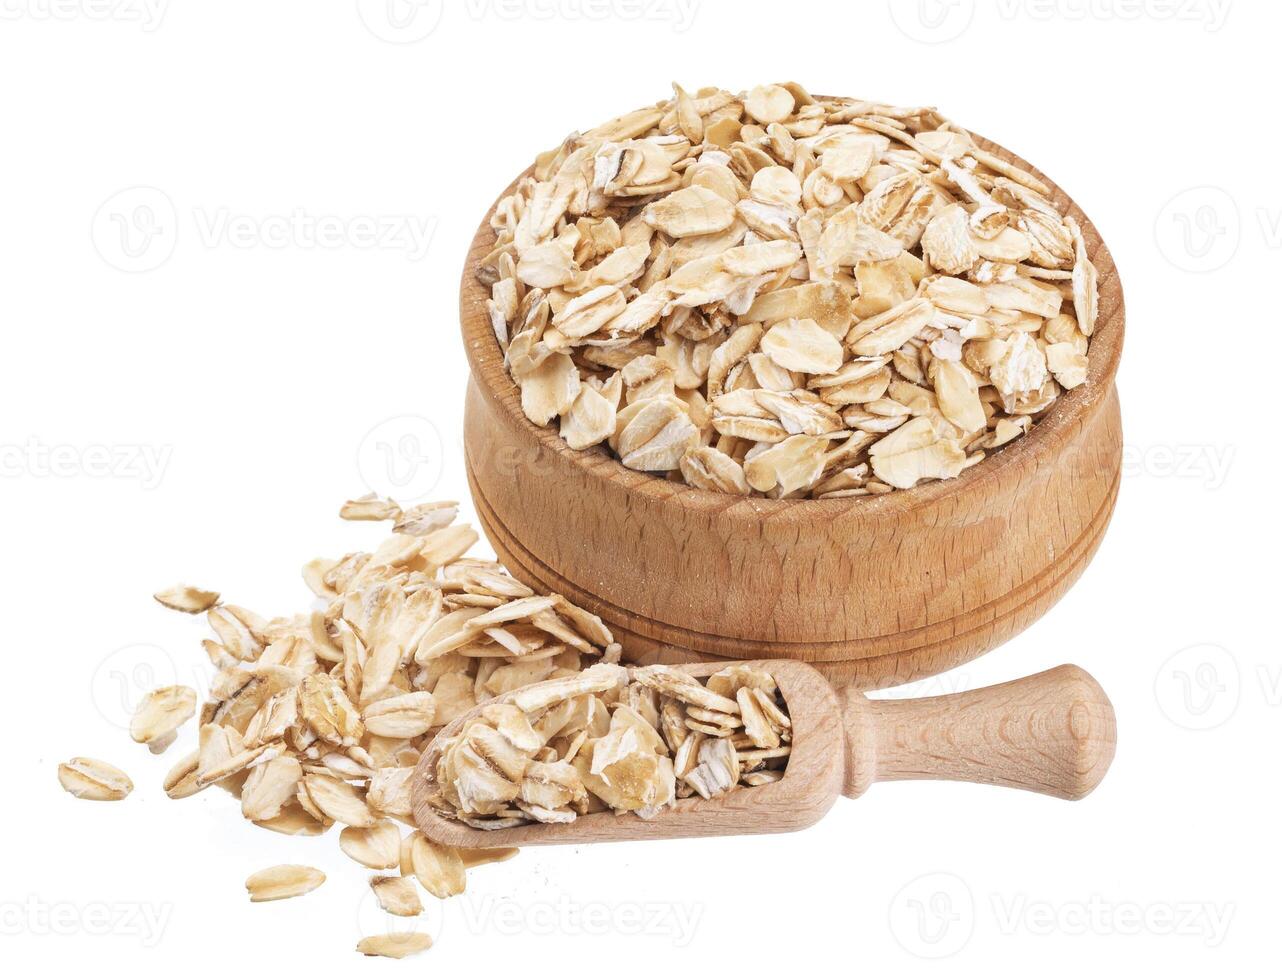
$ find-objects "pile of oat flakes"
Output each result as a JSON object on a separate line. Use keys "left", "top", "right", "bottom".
{"left": 58, "top": 497, "right": 786, "bottom": 959}
{"left": 480, "top": 82, "right": 1099, "bottom": 497}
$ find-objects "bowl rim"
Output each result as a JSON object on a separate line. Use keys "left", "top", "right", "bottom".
{"left": 458, "top": 129, "right": 1125, "bottom": 519}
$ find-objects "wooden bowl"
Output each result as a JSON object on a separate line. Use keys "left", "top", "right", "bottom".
{"left": 459, "top": 135, "right": 1124, "bottom": 690}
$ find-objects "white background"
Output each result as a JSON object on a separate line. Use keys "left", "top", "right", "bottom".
{"left": 1, "top": 0, "right": 1274, "bottom": 974}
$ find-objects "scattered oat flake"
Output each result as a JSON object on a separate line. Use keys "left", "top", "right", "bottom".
{"left": 370, "top": 875, "right": 423, "bottom": 917}
{"left": 241, "top": 756, "right": 303, "bottom": 821}
{"left": 356, "top": 932, "right": 433, "bottom": 959}
{"left": 394, "top": 501, "right": 459, "bottom": 536}
{"left": 340, "top": 494, "right": 401, "bottom": 522}
{"left": 58, "top": 758, "right": 133, "bottom": 801}
{"left": 153, "top": 584, "right": 220, "bottom": 614}
{"left": 339, "top": 821, "right": 403, "bottom": 870}
{"left": 303, "top": 772, "right": 377, "bottom": 828}
{"left": 245, "top": 865, "right": 326, "bottom": 902}
{"left": 129, "top": 686, "right": 197, "bottom": 746}
{"left": 406, "top": 831, "right": 466, "bottom": 898}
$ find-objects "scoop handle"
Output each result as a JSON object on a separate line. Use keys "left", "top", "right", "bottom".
{"left": 839, "top": 664, "right": 1116, "bottom": 800}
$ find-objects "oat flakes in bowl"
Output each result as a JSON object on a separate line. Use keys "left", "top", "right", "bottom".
{"left": 460, "top": 81, "right": 1123, "bottom": 687}
{"left": 478, "top": 82, "right": 1099, "bottom": 499}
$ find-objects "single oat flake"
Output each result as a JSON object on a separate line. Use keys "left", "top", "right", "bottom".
{"left": 370, "top": 875, "right": 424, "bottom": 917}
{"left": 153, "top": 584, "right": 220, "bottom": 614}
{"left": 481, "top": 83, "right": 1099, "bottom": 497}
{"left": 245, "top": 865, "right": 326, "bottom": 902}
{"left": 58, "top": 758, "right": 133, "bottom": 801}
{"left": 129, "top": 685, "right": 197, "bottom": 748}
{"left": 356, "top": 932, "right": 433, "bottom": 959}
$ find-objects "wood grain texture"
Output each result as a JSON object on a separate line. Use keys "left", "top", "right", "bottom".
{"left": 459, "top": 133, "right": 1125, "bottom": 689}
{"left": 410, "top": 661, "right": 1116, "bottom": 847}
{"left": 841, "top": 664, "right": 1117, "bottom": 800}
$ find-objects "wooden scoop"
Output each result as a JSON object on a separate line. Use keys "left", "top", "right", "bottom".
{"left": 410, "top": 661, "right": 1116, "bottom": 847}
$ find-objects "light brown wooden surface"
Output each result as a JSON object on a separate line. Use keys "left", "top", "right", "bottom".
{"left": 840, "top": 664, "right": 1117, "bottom": 800}
{"left": 410, "top": 661, "right": 1116, "bottom": 847}
{"left": 459, "top": 135, "right": 1125, "bottom": 689}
